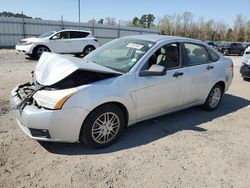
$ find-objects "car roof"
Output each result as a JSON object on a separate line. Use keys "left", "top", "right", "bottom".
{"left": 124, "top": 34, "right": 203, "bottom": 43}
{"left": 56, "top": 29, "right": 91, "bottom": 33}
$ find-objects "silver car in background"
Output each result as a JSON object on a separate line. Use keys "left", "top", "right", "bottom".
{"left": 10, "top": 35, "right": 234, "bottom": 148}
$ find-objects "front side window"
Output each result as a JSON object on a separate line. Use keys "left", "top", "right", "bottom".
{"left": 142, "top": 43, "right": 180, "bottom": 70}
{"left": 54, "top": 31, "right": 70, "bottom": 39}
{"left": 184, "top": 43, "right": 209, "bottom": 66}
{"left": 84, "top": 38, "right": 155, "bottom": 73}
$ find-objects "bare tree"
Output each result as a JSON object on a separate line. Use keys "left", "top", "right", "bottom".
{"left": 233, "top": 15, "right": 247, "bottom": 41}
{"left": 215, "top": 21, "right": 227, "bottom": 41}
{"left": 105, "top": 17, "right": 116, "bottom": 25}
{"left": 157, "top": 15, "right": 174, "bottom": 35}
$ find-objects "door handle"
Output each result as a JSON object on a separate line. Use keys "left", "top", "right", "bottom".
{"left": 173, "top": 72, "right": 183, "bottom": 78}
{"left": 206, "top": 65, "right": 214, "bottom": 70}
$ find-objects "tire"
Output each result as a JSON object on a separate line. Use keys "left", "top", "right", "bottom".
{"left": 80, "top": 104, "right": 125, "bottom": 148}
{"left": 202, "top": 84, "right": 223, "bottom": 111}
{"left": 82, "top": 45, "right": 95, "bottom": 57}
{"left": 34, "top": 46, "right": 50, "bottom": 59}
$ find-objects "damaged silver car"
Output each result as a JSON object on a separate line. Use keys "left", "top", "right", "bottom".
{"left": 10, "top": 35, "right": 233, "bottom": 148}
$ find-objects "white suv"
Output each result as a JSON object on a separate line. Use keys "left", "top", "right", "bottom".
{"left": 15, "top": 29, "right": 99, "bottom": 58}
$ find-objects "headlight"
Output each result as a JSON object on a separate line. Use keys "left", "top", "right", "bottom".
{"left": 20, "top": 41, "right": 33, "bottom": 45}
{"left": 33, "top": 88, "right": 77, "bottom": 110}
{"left": 243, "top": 55, "right": 250, "bottom": 65}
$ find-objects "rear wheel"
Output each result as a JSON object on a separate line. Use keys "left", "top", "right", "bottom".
{"left": 202, "top": 84, "right": 223, "bottom": 111}
{"left": 80, "top": 104, "right": 125, "bottom": 148}
{"left": 82, "top": 45, "right": 95, "bottom": 57}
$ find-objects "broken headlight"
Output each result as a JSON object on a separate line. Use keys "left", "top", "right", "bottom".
{"left": 33, "top": 88, "right": 77, "bottom": 110}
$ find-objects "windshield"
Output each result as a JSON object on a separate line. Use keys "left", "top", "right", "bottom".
{"left": 38, "top": 31, "right": 56, "bottom": 38}
{"left": 84, "top": 38, "right": 155, "bottom": 73}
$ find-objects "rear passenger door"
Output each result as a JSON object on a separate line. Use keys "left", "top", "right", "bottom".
{"left": 70, "top": 31, "right": 90, "bottom": 53}
{"left": 181, "top": 43, "right": 219, "bottom": 105}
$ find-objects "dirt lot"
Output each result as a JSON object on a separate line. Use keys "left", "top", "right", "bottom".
{"left": 0, "top": 50, "right": 250, "bottom": 188}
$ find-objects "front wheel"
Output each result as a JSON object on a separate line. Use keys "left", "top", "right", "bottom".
{"left": 202, "top": 84, "right": 223, "bottom": 111}
{"left": 80, "top": 104, "right": 125, "bottom": 148}
{"left": 35, "top": 46, "right": 50, "bottom": 59}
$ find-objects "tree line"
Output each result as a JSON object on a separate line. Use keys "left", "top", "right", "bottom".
{"left": 0, "top": 11, "right": 41, "bottom": 20}
{"left": 156, "top": 12, "right": 250, "bottom": 42}
{"left": 92, "top": 12, "right": 250, "bottom": 42}
{"left": 2, "top": 11, "right": 250, "bottom": 42}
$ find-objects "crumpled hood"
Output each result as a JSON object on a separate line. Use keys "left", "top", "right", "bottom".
{"left": 35, "top": 52, "right": 122, "bottom": 86}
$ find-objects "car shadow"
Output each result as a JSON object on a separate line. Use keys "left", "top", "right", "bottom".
{"left": 39, "top": 94, "right": 250, "bottom": 155}
{"left": 25, "top": 56, "right": 38, "bottom": 61}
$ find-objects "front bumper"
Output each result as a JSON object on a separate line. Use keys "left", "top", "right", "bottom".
{"left": 15, "top": 43, "right": 35, "bottom": 55}
{"left": 10, "top": 85, "right": 89, "bottom": 143}
{"left": 240, "top": 64, "right": 250, "bottom": 78}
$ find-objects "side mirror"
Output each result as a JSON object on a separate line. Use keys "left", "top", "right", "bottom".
{"left": 51, "top": 35, "right": 58, "bottom": 40}
{"left": 139, "top": 64, "right": 166, "bottom": 77}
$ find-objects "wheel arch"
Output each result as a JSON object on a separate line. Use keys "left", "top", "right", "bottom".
{"left": 32, "top": 44, "right": 51, "bottom": 56}
{"left": 213, "top": 80, "right": 225, "bottom": 93}
{"left": 78, "top": 101, "right": 129, "bottom": 141}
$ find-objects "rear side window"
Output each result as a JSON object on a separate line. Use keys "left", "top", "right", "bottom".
{"left": 206, "top": 47, "right": 220, "bottom": 62}
{"left": 184, "top": 43, "right": 209, "bottom": 66}
{"left": 70, "top": 31, "right": 90, "bottom": 38}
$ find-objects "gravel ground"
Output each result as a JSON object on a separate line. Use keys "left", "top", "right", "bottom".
{"left": 0, "top": 50, "right": 250, "bottom": 188}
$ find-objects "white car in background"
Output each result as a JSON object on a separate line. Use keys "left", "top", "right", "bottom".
{"left": 15, "top": 29, "right": 99, "bottom": 58}
{"left": 240, "top": 46, "right": 250, "bottom": 79}
{"left": 11, "top": 35, "right": 233, "bottom": 148}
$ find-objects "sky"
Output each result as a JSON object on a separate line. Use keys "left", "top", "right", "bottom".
{"left": 0, "top": 0, "right": 249, "bottom": 25}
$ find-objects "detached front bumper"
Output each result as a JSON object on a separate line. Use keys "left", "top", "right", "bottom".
{"left": 15, "top": 44, "right": 35, "bottom": 55}
{"left": 10, "top": 85, "right": 89, "bottom": 143}
{"left": 240, "top": 64, "right": 250, "bottom": 78}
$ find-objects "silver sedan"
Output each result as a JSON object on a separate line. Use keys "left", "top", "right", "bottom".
{"left": 10, "top": 35, "right": 234, "bottom": 148}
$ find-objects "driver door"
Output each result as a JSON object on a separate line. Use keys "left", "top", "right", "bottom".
{"left": 134, "top": 43, "right": 187, "bottom": 121}
{"left": 50, "top": 31, "right": 72, "bottom": 53}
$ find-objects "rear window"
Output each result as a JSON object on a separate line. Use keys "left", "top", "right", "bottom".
{"left": 70, "top": 31, "right": 90, "bottom": 38}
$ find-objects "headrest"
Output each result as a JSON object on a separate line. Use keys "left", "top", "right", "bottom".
{"left": 193, "top": 48, "right": 204, "bottom": 57}
{"left": 165, "top": 45, "right": 178, "bottom": 57}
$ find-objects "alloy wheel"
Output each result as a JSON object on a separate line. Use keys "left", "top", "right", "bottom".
{"left": 37, "top": 47, "right": 49, "bottom": 57}
{"left": 208, "top": 87, "right": 221, "bottom": 108}
{"left": 91, "top": 112, "right": 120, "bottom": 144}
